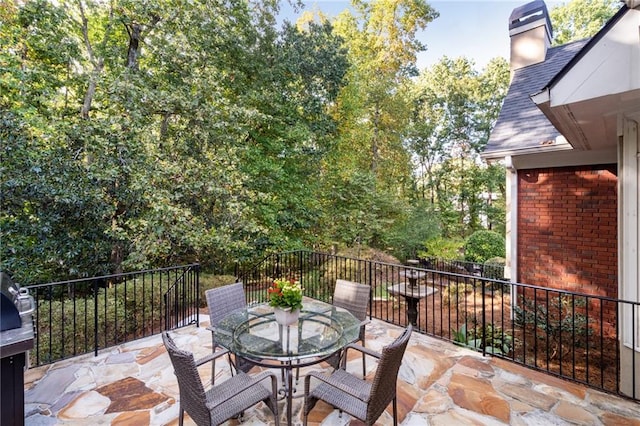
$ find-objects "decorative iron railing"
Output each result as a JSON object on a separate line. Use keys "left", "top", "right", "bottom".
{"left": 237, "top": 250, "right": 638, "bottom": 401}
{"left": 26, "top": 264, "right": 199, "bottom": 367}
{"left": 26, "top": 252, "right": 638, "bottom": 401}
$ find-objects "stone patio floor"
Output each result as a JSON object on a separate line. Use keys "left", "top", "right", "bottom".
{"left": 23, "top": 318, "right": 640, "bottom": 425}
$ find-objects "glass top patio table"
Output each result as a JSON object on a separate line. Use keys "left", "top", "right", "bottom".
{"left": 213, "top": 298, "right": 361, "bottom": 364}
{"left": 213, "top": 298, "right": 361, "bottom": 425}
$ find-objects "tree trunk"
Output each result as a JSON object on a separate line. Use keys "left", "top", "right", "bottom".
{"left": 160, "top": 112, "right": 170, "bottom": 142}
{"left": 371, "top": 108, "right": 380, "bottom": 174}
{"left": 80, "top": 60, "right": 103, "bottom": 119}
{"left": 126, "top": 23, "right": 141, "bottom": 70}
{"left": 110, "top": 198, "right": 125, "bottom": 275}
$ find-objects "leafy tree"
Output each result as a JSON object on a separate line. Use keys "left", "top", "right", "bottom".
{"left": 1, "top": 110, "right": 113, "bottom": 283}
{"left": 2, "top": 0, "right": 349, "bottom": 281}
{"left": 318, "top": 171, "right": 383, "bottom": 248}
{"left": 409, "top": 57, "right": 509, "bottom": 237}
{"left": 313, "top": 0, "right": 438, "bottom": 250}
{"left": 1, "top": 0, "right": 115, "bottom": 283}
{"left": 550, "top": 0, "right": 619, "bottom": 45}
{"left": 331, "top": 0, "right": 437, "bottom": 187}
{"left": 1, "top": 0, "right": 513, "bottom": 284}
{"left": 381, "top": 201, "right": 440, "bottom": 261}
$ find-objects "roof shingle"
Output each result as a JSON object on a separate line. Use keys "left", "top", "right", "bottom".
{"left": 484, "top": 40, "right": 588, "bottom": 157}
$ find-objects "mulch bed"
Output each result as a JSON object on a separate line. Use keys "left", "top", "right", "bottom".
{"left": 371, "top": 287, "right": 619, "bottom": 393}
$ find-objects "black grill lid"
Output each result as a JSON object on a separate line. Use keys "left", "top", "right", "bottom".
{"left": 0, "top": 272, "right": 26, "bottom": 331}
{"left": 0, "top": 271, "right": 19, "bottom": 300}
{"left": 0, "top": 293, "right": 21, "bottom": 331}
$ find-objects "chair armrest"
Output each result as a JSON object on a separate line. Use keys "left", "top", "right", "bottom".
{"left": 304, "top": 370, "right": 369, "bottom": 402}
{"left": 195, "top": 348, "right": 229, "bottom": 367}
{"left": 343, "top": 343, "right": 381, "bottom": 360}
{"left": 340, "top": 343, "right": 380, "bottom": 369}
{"left": 248, "top": 370, "right": 279, "bottom": 395}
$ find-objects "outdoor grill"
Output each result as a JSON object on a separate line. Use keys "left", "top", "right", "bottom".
{"left": 0, "top": 271, "right": 35, "bottom": 426}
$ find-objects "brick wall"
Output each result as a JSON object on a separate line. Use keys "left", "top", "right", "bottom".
{"left": 517, "top": 165, "right": 618, "bottom": 299}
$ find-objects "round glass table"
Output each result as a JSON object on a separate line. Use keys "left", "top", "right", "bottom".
{"left": 213, "top": 299, "right": 361, "bottom": 425}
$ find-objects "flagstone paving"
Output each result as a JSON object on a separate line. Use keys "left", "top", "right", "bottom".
{"left": 24, "top": 319, "right": 640, "bottom": 425}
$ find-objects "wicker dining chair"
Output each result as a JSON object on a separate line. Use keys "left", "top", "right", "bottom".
{"left": 302, "top": 325, "right": 412, "bottom": 426}
{"left": 329, "top": 279, "right": 371, "bottom": 376}
{"left": 205, "top": 282, "right": 254, "bottom": 383}
{"left": 162, "top": 331, "right": 280, "bottom": 426}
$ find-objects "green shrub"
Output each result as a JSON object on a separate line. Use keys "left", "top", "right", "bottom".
{"left": 442, "top": 282, "right": 473, "bottom": 305}
{"left": 199, "top": 274, "right": 238, "bottom": 307}
{"left": 34, "top": 283, "right": 166, "bottom": 365}
{"left": 453, "top": 323, "right": 513, "bottom": 355}
{"left": 514, "top": 294, "right": 593, "bottom": 359}
{"left": 381, "top": 203, "right": 440, "bottom": 261}
{"left": 32, "top": 275, "right": 202, "bottom": 366}
{"left": 464, "top": 230, "right": 505, "bottom": 263}
{"left": 419, "top": 237, "right": 464, "bottom": 260}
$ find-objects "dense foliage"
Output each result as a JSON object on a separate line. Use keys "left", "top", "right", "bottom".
{"left": 409, "top": 57, "right": 508, "bottom": 238}
{"left": 550, "top": 0, "right": 620, "bottom": 45}
{"left": 2, "top": 0, "right": 514, "bottom": 284}
{"left": 463, "top": 230, "right": 505, "bottom": 263}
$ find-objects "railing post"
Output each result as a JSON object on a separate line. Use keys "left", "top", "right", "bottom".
{"left": 163, "top": 292, "right": 168, "bottom": 330}
{"left": 93, "top": 278, "right": 99, "bottom": 357}
{"left": 481, "top": 279, "right": 486, "bottom": 357}
{"left": 368, "top": 261, "right": 373, "bottom": 321}
{"left": 195, "top": 264, "right": 200, "bottom": 328}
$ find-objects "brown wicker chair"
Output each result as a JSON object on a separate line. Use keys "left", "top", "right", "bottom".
{"left": 328, "top": 279, "right": 371, "bottom": 376}
{"left": 205, "top": 282, "right": 254, "bottom": 383}
{"left": 302, "top": 325, "right": 412, "bottom": 426}
{"left": 162, "top": 331, "right": 279, "bottom": 426}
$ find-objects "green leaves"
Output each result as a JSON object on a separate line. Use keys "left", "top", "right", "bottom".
{"left": 550, "top": 0, "right": 619, "bottom": 46}
{"left": 1, "top": 110, "right": 113, "bottom": 283}
{"left": 3, "top": 0, "right": 513, "bottom": 283}
{"left": 463, "top": 230, "right": 505, "bottom": 263}
{"left": 409, "top": 57, "right": 509, "bottom": 238}
{"left": 2, "top": 0, "right": 355, "bottom": 282}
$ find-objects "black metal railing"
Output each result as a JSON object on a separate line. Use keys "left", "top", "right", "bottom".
{"left": 420, "top": 256, "right": 505, "bottom": 280}
{"left": 237, "top": 250, "right": 638, "bottom": 401}
{"left": 26, "top": 264, "right": 199, "bottom": 367}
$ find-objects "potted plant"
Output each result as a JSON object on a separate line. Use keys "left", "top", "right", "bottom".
{"left": 268, "top": 278, "right": 303, "bottom": 326}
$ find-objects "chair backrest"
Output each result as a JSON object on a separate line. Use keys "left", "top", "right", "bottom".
{"left": 333, "top": 279, "right": 370, "bottom": 321}
{"left": 205, "top": 282, "right": 246, "bottom": 327}
{"left": 367, "top": 325, "right": 412, "bottom": 424}
{"left": 162, "top": 332, "right": 210, "bottom": 426}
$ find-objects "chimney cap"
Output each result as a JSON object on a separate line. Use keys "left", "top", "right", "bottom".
{"left": 509, "top": 0, "right": 553, "bottom": 35}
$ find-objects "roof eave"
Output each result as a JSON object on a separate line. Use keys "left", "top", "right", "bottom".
{"left": 480, "top": 141, "right": 574, "bottom": 161}
{"left": 530, "top": 89, "right": 592, "bottom": 151}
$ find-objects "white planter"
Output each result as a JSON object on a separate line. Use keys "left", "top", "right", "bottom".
{"left": 273, "top": 307, "right": 300, "bottom": 326}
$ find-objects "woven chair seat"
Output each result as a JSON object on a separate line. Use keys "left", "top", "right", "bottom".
{"left": 306, "top": 369, "right": 371, "bottom": 419}
{"left": 162, "top": 331, "right": 279, "bottom": 426}
{"left": 303, "top": 325, "right": 412, "bottom": 426}
{"left": 206, "top": 371, "right": 275, "bottom": 425}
